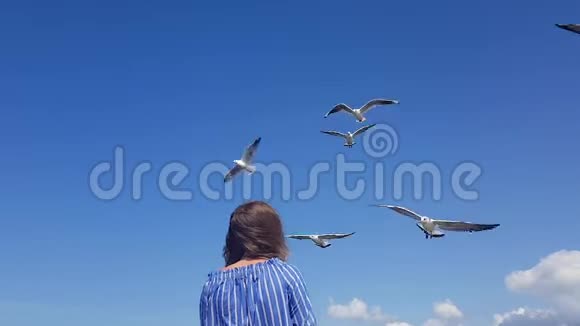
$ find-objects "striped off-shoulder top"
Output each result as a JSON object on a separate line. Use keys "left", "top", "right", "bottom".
{"left": 199, "top": 258, "right": 317, "bottom": 326}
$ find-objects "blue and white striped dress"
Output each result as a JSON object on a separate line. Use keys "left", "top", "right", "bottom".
{"left": 199, "top": 258, "right": 317, "bottom": 325}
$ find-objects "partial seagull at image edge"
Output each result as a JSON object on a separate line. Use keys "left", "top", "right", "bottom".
{"left": 556, "top": 24, "right": 580, "bottom": 35}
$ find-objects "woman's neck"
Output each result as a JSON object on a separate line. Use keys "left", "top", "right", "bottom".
{"left": 222, "top": 257, "right": 269, "bottom": 271}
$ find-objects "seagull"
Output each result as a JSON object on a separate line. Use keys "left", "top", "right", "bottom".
{"left": 372, "top": 204, "right": 499, "bottom": 239}
{"left": 320, "top": 124, "right": 376, "bottom": 148}
{"left": 224, "top": 137, "right": 261, "bottom": 182}
{"left": 324, "top": 98, "right": 399, "bottom": 122}
{"left": 286, "top": 232, "right": 355, "bottom": 248}
{"left": 556, "top": 24, "right": 580, "bottom": 35}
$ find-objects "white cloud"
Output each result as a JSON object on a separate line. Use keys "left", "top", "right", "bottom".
{"left": 420, "top": 299, "right": 464, "bottom": 326}
{"left": 505, "top": 250, "right": 580, "bottom": 315}
{"left": 492, "top": 307, "right": 569, "bottom": 326}
{"left": 328, "top": 298, "right": 464, "bottom": 326}
{"left": 328, "top": 298, "right": 391, "bottom": 322}
{"left": 422, "top": 319, "right": 445, "bottom": 326}
{"left": 386, "top": 322, "right": 413, "bottom": 326}
{"left": 433, "top": 299, "right": 463, "bottom": 320}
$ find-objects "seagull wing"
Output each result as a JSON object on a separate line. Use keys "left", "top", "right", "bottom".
{"left": 241, "top": 137, "right": 261, "bottom": 163}
{"left": 359, "top": 99, "right": 399, "bottom": 114}
{"left": 373, "top": 204, "right": 423, "bottom": 221}
{"left": 434, "top": 220, "right": 500, "bottom": 232}
{"left": 556, "top": 24, "right": 580, "bottom": 34}
{"left": 286, "top": 234, "right": 313, "bottom": 240}
{"left": 320, "top": 130, "right": 347, "bottom": 138}
{"left": 224, "top": 164, "right": 243, "bottom": 182}
{"left": 324, "top": 104, "right": 354, "bottom": 118}
{"left": 318, "top": 232, "right": 356, "bottom": 240}
{"left": 352, "top": 124, "right": 376, "bottom": 137}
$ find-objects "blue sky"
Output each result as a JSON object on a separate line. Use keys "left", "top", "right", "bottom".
{"left": 1, "top": 1, "right": 580, "bottom": 325}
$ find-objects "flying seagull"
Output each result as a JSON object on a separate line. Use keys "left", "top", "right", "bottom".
{"left": 324, "top": 98, "right": 399, "bottom": 122}
{"left": 320, "top": 124, "right": 376, "bottom": 147}
{"left": 556, "top": 24, "right": 580, "bottom": 35}
{"left": 286, "top": 232, "right": 355, "bottom": 248}
{"left": 372, "top": 204, "right": 499, "bottom": 239}
{"left": 224, "top": 137, "right": 261, "bottom": 182}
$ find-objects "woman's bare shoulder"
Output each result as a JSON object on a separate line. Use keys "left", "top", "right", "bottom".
{"left": 221, "top": 258, "right": 269, "bottom": 271}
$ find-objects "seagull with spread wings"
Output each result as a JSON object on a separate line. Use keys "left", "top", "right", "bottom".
{"left": 324, "top": 98, "right": 399, "bottom": 122}
{"left": 224, "top": 137, "right": 261, "bottom": 182}
{"left": 373, "top": 205, "right": 499, "bottom": 239}
{"left": 556, "top": 24, "right": 580, "bottom": 35}
{"left": 320, "top": 124, "right": 376, "bottom": 147}
{"left": 286, "top": 232, "right": 355, "bottom": 248}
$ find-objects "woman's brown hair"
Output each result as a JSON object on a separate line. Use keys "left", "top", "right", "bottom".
{"left": 223, "top": 201, "right": 289, "bottom": 266}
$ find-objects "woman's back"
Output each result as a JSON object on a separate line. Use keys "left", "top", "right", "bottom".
{"left": 200, "top": 258, "right": 316, "bottom": 326}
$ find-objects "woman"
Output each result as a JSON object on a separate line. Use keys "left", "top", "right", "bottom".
{"left": 199, "top": 201, "right": 317, "bottom": 326}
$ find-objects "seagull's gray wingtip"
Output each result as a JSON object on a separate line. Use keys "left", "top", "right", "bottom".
{"left": 370, "top": 204, "right": 392, "bottom": 208}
